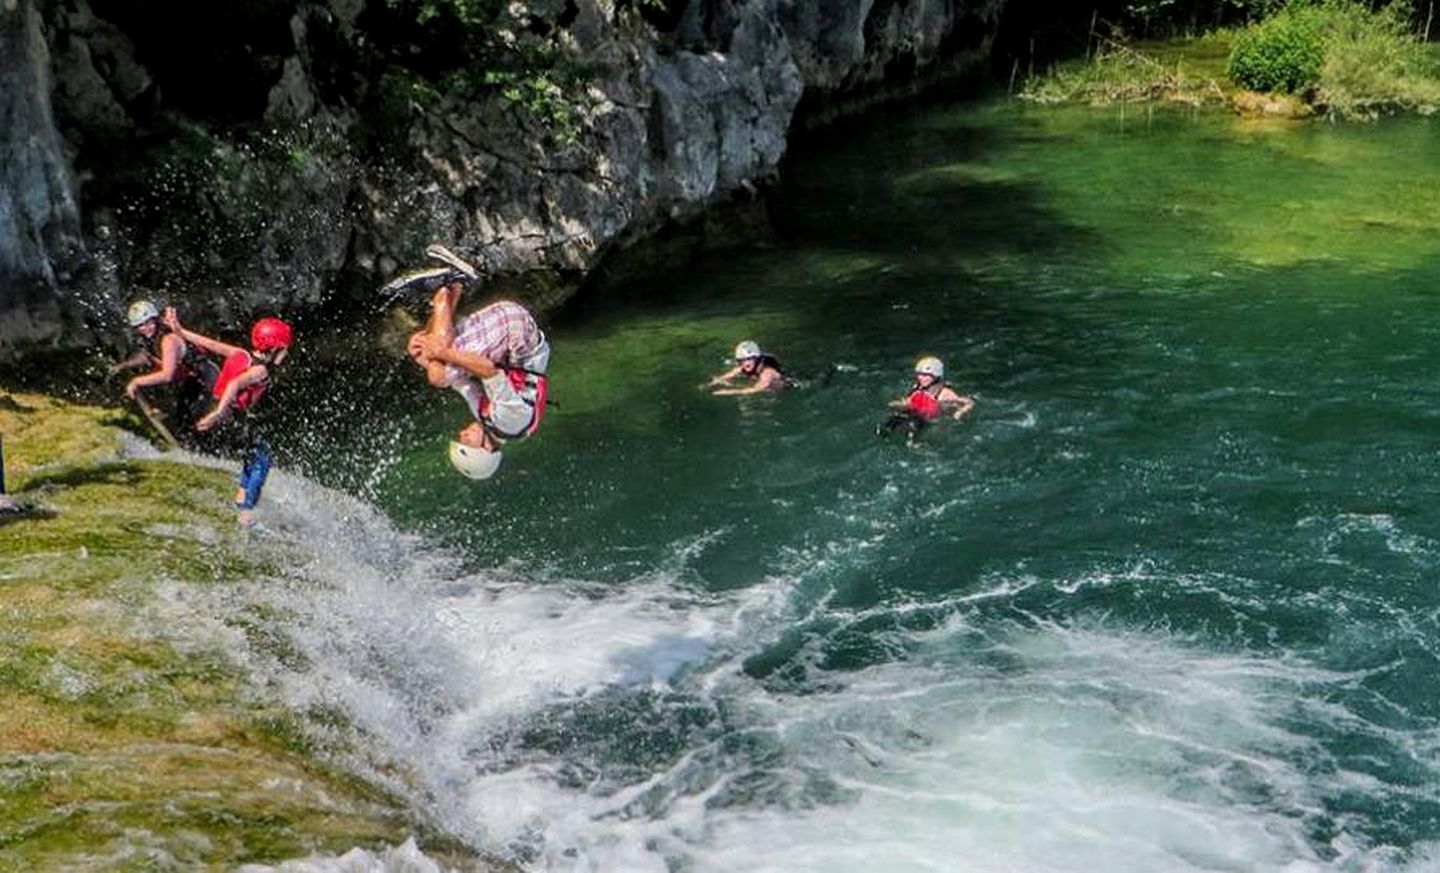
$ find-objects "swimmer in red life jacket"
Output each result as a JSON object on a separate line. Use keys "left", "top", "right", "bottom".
{"left": 877, "top": 356, "right": 974, "bottom": 441}
{"left": 164, "top": 307, "right": 293, "bottom": 526}
{"left": 708, "top": 340, "right": 788, "bottom": 395}
{"left": 401, "top": 258, "right": 550, "bottom": 482}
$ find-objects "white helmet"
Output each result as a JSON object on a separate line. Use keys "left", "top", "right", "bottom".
{"left": 448, "top": 441, "right": 503, "bottom": 480}
{"left": 127, "top": 300, "right": 160, "bottom": 327}
{"left": 914, "top": 356, "right": 944, "bottom": 379}
{"left": 734, "top": 340, "right": 762, "bottom": 361}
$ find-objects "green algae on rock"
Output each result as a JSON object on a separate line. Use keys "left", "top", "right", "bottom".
{"left": 0, "top": 393, "right": 504, "bottom": 871}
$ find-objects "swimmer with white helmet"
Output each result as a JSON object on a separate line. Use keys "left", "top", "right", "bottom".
{"left": 708, "top": 340, "right": 788, "bottom": 395}
{"left": 878, "top": 355, "right": 974, "bottom": 441}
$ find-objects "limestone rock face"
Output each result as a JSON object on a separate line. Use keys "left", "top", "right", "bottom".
{"left": 0, "top": 0, "right": 1005, "bottom": 357}
{"left": 1, "top": 0, "right": 86, "bottom": 351}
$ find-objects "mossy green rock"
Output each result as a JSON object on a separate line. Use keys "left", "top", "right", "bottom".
{"left": 0, "top": 393, "right": 498, "bottom": 871}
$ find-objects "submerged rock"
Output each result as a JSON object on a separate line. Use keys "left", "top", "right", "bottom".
{"left": 1231, "top": 89, "right": 1314, "bottom": 119}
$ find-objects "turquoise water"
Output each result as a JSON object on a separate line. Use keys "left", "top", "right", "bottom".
{"left": 263, "top": 99, "right": 1440, "bottom": 870}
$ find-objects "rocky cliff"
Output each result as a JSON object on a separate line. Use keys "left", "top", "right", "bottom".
{"left": 0, "top": 0, "right": 1004, "bottom": 357}
{"left": 0, "top": 0, "right": 85, "bottom": 349}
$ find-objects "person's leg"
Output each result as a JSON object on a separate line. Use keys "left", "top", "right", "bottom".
{"left": 235, "top": 435, "right": 273, "bottom": 525}
{"left": 174, "top": 378, "right": 207, "bottom": 434}
{"left": 427, "top": 281, "right": 465, "bottom": 348}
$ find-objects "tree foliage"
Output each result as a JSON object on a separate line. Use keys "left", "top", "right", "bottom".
{"left": 1120, "top": 0, "right": 1283, "bottom": 33}
{"left": 378, "top": 0, "right": 589, "bottom": 142}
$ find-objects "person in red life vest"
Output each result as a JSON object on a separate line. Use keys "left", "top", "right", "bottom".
{"left": 163, "top": 307, "right": 293, "bottom": 526}
{"left": 896, "top": 356, "right": 974, "bottom": 420}
{"left": 878, "top": 356, "right": 974, "bottom": 442}
{"left": 406, "top": 278, "right": 550, "bottom": 481}
{"left": 109, "top": 299, "right": 221, "bottom": 425}
{"left": 708, "top": 340, "right": 788, "bottom": 395}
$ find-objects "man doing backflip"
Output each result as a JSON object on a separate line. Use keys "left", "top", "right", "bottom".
{"left": 397, "top": 247, "right": 551, "bottom": 480}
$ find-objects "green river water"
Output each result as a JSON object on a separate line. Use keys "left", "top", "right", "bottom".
{"left": 253, "top": 97, "right": 1440, "bottom": 871}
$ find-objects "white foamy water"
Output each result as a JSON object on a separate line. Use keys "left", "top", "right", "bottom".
{"left": 175, "top": 464, "right": 1440, "bottom": 873}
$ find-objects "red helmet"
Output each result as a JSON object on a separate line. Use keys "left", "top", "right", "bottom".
{"left": 250, "top": 317, "right": 293, "bottom": 351}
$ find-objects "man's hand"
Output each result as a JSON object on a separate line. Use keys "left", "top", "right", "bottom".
{"left": 418, "top": 333, "right": 451, "bottom": 361}
{"left": 407, "top": 332, "right": 430, "bottom": 363}
{"left": 125, "top": 378, "right": 143, "bottom": 400}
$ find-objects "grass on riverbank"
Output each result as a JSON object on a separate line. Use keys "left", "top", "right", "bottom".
{"left": 0, "top": 393, "right": 493, "bottom": 870}
{"left": 1311, "top": 2, "right": 1440, "bottom": 117}
{"left": 1020, "top": 36, "right": 1233, "bottom": 109}
{"left": 1022, "top": 2, "right": 1440, "bottom": 119}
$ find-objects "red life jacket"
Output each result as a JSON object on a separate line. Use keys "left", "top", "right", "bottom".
{"left": 213, "top": 350, "right": 269, "bottom": 412}
{"left": 477, "top": 368, "right": 549, "bottom": 437}
{"left": 906, "top": 386, "right": 942, "bottom": 421}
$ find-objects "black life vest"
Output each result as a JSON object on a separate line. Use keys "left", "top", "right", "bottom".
{"left": 146, "top": 327, "right": 213, "bottom": 386}
{"left": 743, "top": 354, "right": 785, "bottom": 381}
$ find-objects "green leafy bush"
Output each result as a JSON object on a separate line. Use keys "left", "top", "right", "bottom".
{"left": 1226, "top": 1, "right": 1440, "bottom": 114}
{"left": 1226, "top": 4, "right": 1326, "bottom": 92}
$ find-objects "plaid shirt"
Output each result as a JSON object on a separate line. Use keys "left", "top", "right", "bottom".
{"left": 442, "top": 300, "right": 547, "bottom": 385}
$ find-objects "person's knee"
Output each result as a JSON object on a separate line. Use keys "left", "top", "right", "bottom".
{"left": 407, "top": 331, "right": 430, "bottom": 365}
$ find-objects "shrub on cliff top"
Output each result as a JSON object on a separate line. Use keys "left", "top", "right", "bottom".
{"left": 379, "top": 0, "right": 591, "bottom": 142}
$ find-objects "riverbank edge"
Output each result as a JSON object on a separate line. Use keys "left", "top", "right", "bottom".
{"left": 0, "top": 391, "right": 512, "bottom": 871}
{"left": 1020, "top": 29, "right": 1440, "bottom": 120}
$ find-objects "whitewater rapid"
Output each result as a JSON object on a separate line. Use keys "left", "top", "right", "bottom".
{"left": 181, "top": 462, "right": 1440, "bottom": 873}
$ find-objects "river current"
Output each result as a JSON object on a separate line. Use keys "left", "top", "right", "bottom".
{"left": 240, "top": 98, "right": 1440, "bottom": 871}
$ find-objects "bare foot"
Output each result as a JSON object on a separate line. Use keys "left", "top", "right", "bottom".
{"left": 237, "top": 509, "right": 257, "bottom": 528}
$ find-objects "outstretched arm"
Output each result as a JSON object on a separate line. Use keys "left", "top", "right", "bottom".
{"left": 714, "top": 367, "right": 783, "bottom": 396}
{"left": 109, "top": 351, "right": 149, "bottom": 375}
{"left": 165, "top": 308, "right": 244, "bottom": 359}
{"left": 714, "top": 383, "right": 765, "bottom": 396}
{"left": 941, "top": 389, "right": 975, "bottom": 420}
{"left": 125, "top": 334, "right": 184, "bottom": 398}
{"left": 706, "top": 365, "right": 743, "bottom": 389}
